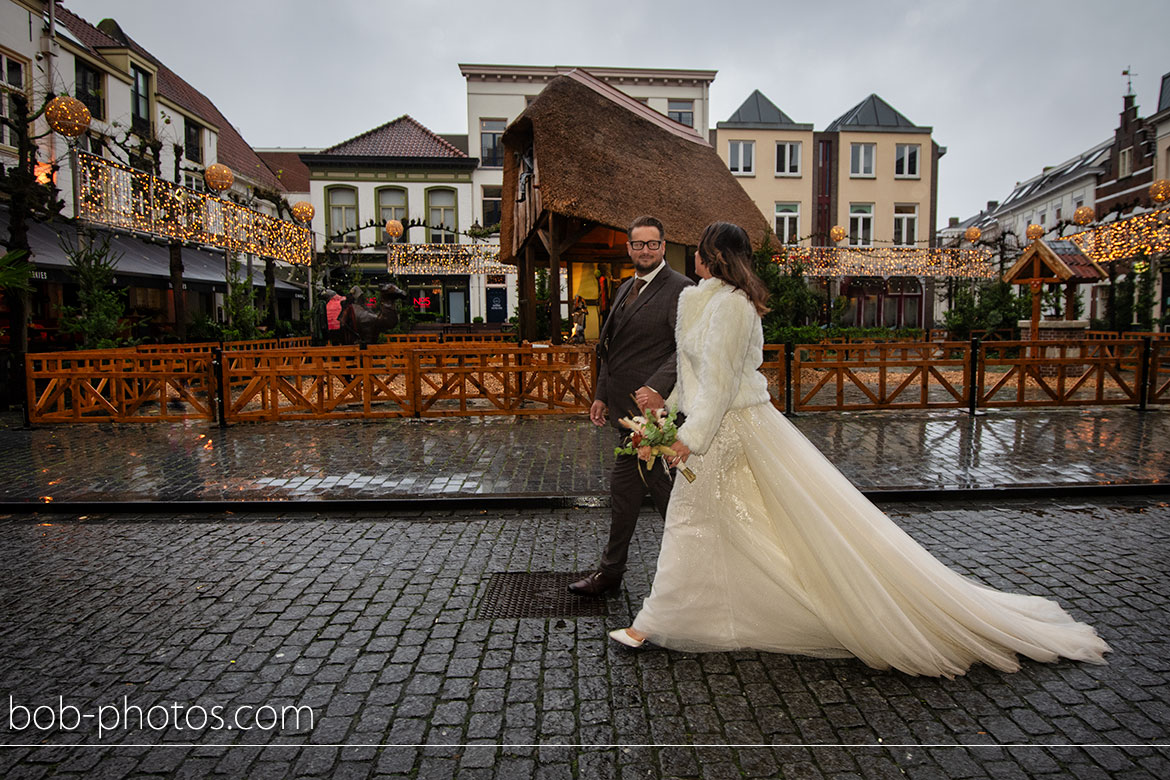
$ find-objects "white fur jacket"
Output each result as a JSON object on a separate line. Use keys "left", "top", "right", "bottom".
{"left": 668, "top": 277, "right": 770, "bottom": 455}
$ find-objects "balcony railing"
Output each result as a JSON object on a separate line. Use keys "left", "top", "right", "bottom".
{"left": 75, "top": 151, "right": 311, "bottom": 264}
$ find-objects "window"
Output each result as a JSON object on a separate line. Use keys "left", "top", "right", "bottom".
{"left": 895, "top": 144, "right": 919, "bottom": 178}
{"left": 1119, "top": 146, "right": 1133, "bottom": 178}
{"left": 775, "top": 141, "right": 801, "bottom": 176}
{"left": 728, "top": 140, "right": 754, "bottom": 175}
{"left": 74, "top": 59, "right": 104, "bottom": 120}
{"left": 1, "top": 52, "right": 26, "bottom": 148}
{"left": 893, "top": 204, "right": 917, "bottom": 246}
{"left": 184, "top": 119, "right": 203, "bottom": 163}
{"left": 884, "top": 277, "right": 922, "bottom": 328}
{"left": 850, "top": 143, "right": 875, "bottom": 177}
{"left": 668, "top": 99, "right": 694, "bottom": 127}
{"left": 378, "top": 188, "right": 407, "bottom": 243}
{"left": 326, "top": 187, "right": 357, "bottom": 244}
{"left": 130, "top": 65, "right": 151, "bottom": 134}
{"left": 427, "top": 188, "right": 457, "bottom": 243}
{"left": 774, "top": 203, "right": 800, "bottom": 244}
{"left": 481, "top": 186, "right": 502, "bottom": 232}
{"left": 184, "top": 172, "right": 205, "bottom": 192}
{"left": 1038, "top": 210, "right": 1046, "bottom": 227}
{"left": 479, "top": 118, "right": 505, "bottom": 167}
{"left": 849, "top": 204, "right": 873, "bottom": 247}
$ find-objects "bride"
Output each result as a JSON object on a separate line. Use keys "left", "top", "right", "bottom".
{"left": 608, "top": 222, "right": 1110, "bottom": 677}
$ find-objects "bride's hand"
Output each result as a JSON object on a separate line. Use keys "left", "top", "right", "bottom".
{"left": 669, "top": 441, "right": 691, "bottom": 467}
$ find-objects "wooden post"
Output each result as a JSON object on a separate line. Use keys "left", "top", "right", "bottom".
{"left": 1029, "top": 280, "right": 1042, "bottom": 358}
{"left": 522, "top": 242, "right": 537, "bottom": 342}
{"left": 548, "top": 213, "right": 563, "bottom": 345}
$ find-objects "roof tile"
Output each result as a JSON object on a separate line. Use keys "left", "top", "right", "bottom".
{"left": 320, "top": 116, "right": 469, "bottom": 158}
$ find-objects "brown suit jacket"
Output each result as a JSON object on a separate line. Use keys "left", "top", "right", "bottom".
{"left": 595, "top": 265, "right": 693, "bottom": 430}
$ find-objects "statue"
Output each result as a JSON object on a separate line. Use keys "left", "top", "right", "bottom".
{"left": 341, "top": 283, "right": 409, "bottom": 344}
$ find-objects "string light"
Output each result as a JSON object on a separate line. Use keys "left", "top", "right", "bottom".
{"left": 1062, "top": 206, "right": 1170, "bottom": 263}
{"left": 386, "top": 243, "right": 511, "bottom": 275}
{"left": 76, "top": 152, "right": 311, "bottom": 264}
{"left": 777, "top": 246, "right": 996, "bottom": 278}
{"left": 291, "top": 201, "right": 314, "bottom": 224}
{"left": 45, "top": 95, "right": 91, "bottom": 137}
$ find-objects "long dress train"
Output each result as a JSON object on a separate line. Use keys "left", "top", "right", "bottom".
{"left": 630, "top": 277, "right": 1109, "bottom": 677}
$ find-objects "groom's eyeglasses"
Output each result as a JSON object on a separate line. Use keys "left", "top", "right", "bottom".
{"left": 628, "top": 240, "right": 663, "bottom": 250}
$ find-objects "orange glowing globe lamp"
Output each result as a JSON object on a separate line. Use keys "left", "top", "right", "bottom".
{"left": 829, "top": 225, "right": 847, "bottom": 243}
{"left": 45, "top": 95, "right": 91, "bottom": 138}
{"left": 1073, "top": 206, "right": 1095, "bottom": 226}
{"left": 1025, "top": 224, "right": 1045, "bottom": 242}
{"left": 204, "top": 163, "right": 234, "bottom": 193}
{"left": 1150, "top": 179, "right": 1170, "bottom": 204}
{"left": 964, "top": 226, "right": 982, "bottom": 243}
{"left": 385, "top": 219, "right": 404, "bottom": 239}
{"left": 291, "top": 201, "right": 315, "bottom": 224}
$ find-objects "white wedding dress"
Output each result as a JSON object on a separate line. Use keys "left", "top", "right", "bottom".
{"left": 631, "top": 277, "right": 1110, "bottom": 677}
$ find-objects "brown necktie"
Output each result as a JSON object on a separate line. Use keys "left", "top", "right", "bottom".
{"left": 624, "top": 277, "right": 646, "bottom": 307}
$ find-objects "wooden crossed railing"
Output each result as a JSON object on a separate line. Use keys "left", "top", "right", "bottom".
{"left": 26, "top": 349, "right": 215, "bottom": 423}
{"left": 792, "top": 341, "right": 970, "bottom": 412}
{"left": 219, "top": 343, "right": 596, "bottom": 421}
{"left": 25, "top": 337, "right": 1170, "bottom": 423}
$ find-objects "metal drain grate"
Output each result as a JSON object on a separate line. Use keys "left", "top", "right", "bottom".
{"left": 477, "top": 571, "right": 610, "bottom": 619}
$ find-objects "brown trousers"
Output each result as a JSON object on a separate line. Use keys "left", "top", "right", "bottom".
{"left": 600, "top": 451, "right": 673, "bottom": 577}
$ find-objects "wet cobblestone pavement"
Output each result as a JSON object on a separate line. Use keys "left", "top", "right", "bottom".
{"left": 1, "top": 497, "right": 1168, "bottom": 776}
{"left": 2, "top": 408, "right": 1168, "bottom": 504}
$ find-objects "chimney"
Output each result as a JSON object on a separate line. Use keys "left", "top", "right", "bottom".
{"left": 948, "top": 217, "right": 960, "bottom": 228}
{"left": 986, "top": 200, "right": 999, "bottom": 212}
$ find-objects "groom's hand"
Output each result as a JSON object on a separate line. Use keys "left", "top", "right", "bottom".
{"left": 589, "top": 400, "right": 608, "bottom": 427}
{"left": 634, "top": 386, "right": 664, "bottom": 412}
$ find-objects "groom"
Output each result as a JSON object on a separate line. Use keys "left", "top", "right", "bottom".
{"left": 569, "top": 215, "right": 693, "bottom": 596}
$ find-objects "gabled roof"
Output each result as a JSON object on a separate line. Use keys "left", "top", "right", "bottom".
{"left": 499, "top": 70, "right": 768, "bottom": 262}
{"left": 1004, "top": 239, "right": 1106, "bottom": 284}
{"left": 825, "top": 94, "right": 930, "bottom": 134}
{"left": 996, "top": 139, "right": 1111, "bottom": 212}
{"left": 312, "top": 115, "right": 470, "bottom": 159}
{"left": 54, "top": 7, "right": 285, "bottom": 192}
{"left": 717, "top": 90, "right": 811, "bottom": 130}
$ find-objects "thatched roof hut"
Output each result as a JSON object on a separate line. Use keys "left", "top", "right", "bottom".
{"left": 500, "top": 70, "right": 768, "bottom": 341}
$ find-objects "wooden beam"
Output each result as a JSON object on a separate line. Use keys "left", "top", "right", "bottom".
{"left": 548, "top": 213, "right": 563, "bottom": 345}
{"left": 522, "top": 241, "right": 537, "bottom": 342}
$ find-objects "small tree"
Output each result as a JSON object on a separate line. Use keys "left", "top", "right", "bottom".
{"left": 58, "top": 232, "right": 128, "bottom": 349}
{"left": 221, "top": 255, "right": 261, "bottom": 341}
{"left": 752, "top": 237, "right": 823, "bottom": 343}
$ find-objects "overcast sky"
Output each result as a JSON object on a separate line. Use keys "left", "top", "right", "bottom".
{"left": 67, "top": 0, "right": 1169, "bottom": 228}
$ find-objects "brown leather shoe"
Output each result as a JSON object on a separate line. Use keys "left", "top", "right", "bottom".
{"left": 568, "top": 570, "right": 621, "bottom": 597}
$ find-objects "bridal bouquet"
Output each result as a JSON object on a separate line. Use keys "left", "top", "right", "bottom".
{"left": 614, "top": 405, "right": 696, "bottom": 483}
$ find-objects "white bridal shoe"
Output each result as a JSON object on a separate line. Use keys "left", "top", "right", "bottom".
{"left": 608, "top": 628, "right": 646, "bottom": 648}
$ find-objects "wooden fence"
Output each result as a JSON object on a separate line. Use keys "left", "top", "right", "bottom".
{"left": 25, "top": 337, "right": 1169, "bottom": 423}
{"left": 26, "top": 350, "right": 215, "bottom": 423}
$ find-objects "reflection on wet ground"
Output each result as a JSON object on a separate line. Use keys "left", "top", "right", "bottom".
{"left": 2, "top": 408, "right": 1167, "bottom": 503}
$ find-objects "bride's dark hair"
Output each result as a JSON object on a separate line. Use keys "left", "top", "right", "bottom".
{"left": 697, "top": 222, "right": 770, "bottom": 316}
